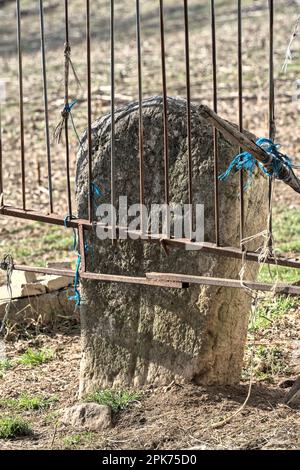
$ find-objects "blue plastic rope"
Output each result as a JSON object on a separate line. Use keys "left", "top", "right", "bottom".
{"left": 69, "top": 253, "right": 81, "bottom": 307}
{"left": 64, "top": 99, "right": 77, "bottom": 114}
{"left": 219, "top": 137, "right": 300, "bottom": 189}
{"left": 91, "top": 182, "right": 102, "bottom": 201}
{"left": 64, "top": 214, "right": 81, "bottom": 307}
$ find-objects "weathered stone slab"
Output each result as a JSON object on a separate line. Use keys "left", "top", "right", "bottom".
{"left": 40, "top": 275, "right": 72, "bottom": 293}
{"left": 76, "top": 97, "right": 268, "bottom": 394}
{"left": 0, "top": 288, "right": 78, "bottom": 325}
{"left": 61, "top": 403, "right": 112, "bottom": 431}
{"left": 0, "top": 282, "right": 46, "bottom": 299}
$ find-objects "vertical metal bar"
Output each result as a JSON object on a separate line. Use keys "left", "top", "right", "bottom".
{"left": 86, "top": 0, "right": 93, "bottom": 223}
{"left": 110, "top": 0, "right": 116, "bottom": 239}
{"left": 159, "top": 0, "right": 170, "bottom": 235}
{"left": 16, "top": 0, "right": 26, "bottom": 210}
{"left": 268, "top": 0, "right": 275, "bottom": 249}
{"left": 269, "top": 1, "right": 275, "bottom": 141}
{"left": 64, "top": 0, "right": 72, "bottom": 218}
{"left": 183, "top": 0, "right": 193, "bottom": 240}
{"left": 78, "top": 224, "right": 86, "bottom": 273}
{"left": 39, "top": 0, "right": 53, "bottom": 214}
{"left": 238, "top": 0, "right": 244, "bottom": 247}
{"left": 210, "top": 0, "right": 219, "bottom": 246}
{"left": 136, "top": 0, "right": 145, "bottom": 234}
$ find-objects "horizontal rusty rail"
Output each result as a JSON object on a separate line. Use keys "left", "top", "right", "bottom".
{"left": 13, "top": 264, "right": 186, "bottom": 289}
{"left": 0, "top": 205, "right": 92, "bottom": 229}
{"left": 147, "top": 272, "right": 300, "bottom": 295}
{"left": 2, "top": 205, "right": 300, "bottom": 270}
{"left": 10, "top": 264, "right": 300, "bottom": 294}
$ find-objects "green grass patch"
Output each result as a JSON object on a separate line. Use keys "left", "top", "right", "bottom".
{"left": 0, "top": 416, "right": 32, "bottom": 439}
{"left": 0, "top": 359, "right": 12, "bottom": 371}
{"left": 44, "top": 411, "right": 59, "bottom": 425}
{"left": 0, "top": 222, "right": 73, "bottom": 266}
{"left": 0, "top": 359, "right": 13, "bottom": 379}
{"left": 258, "top": 265, "right": 299, "bottom": 284}
{"left": 85, "top": 389, "right": 141, "bottom": 413}
{"left": 249, "top": 295, "right": 298, "bottom": 333}
{"left": 253, "top": 345, "right": 287, "bottom": 380}
{"left": 17, "top": 348, "right": 55, "bottom": 366}
{"left": 0, "top": 394, "right": 58, "bottom": 411}
{"left": 63, "top": 432, "right": 93, "bottom": 449}
{"left": 243, "top": 344, "right": 288, "bottom": 382}
{"left": 272, "top": 207, "right": 300, "bottom": 254}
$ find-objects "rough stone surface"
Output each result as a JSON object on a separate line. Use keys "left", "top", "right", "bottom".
{"left": 76, "top": 97, "right": 268, "bottom": 394}
{"left": 61, "top": 403, "right": 112, "bottom": 431}
{"left": 39, "top": 275, "right": 72, "bottom": 292}
{"left": 285, "top": 377, "right": 300, "bottom": 408}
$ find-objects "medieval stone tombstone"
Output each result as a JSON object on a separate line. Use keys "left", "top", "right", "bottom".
{"left": 76, "top": 97, "right": 268, "bottom": 396}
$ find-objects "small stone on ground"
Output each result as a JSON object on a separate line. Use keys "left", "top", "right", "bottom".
{"left": 61, "top": 403, "right": 112, "bottom": 431}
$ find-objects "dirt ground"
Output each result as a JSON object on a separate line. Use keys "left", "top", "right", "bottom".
{"left": 0, "top": 0, "right": 300, "bottom": 451}
{"left": 0, "top": 297, "right": 299, "bottom": 451}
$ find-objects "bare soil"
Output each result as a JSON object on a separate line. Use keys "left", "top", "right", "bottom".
{"left": 0, "top": 301, "right": 299, "bottom": 451}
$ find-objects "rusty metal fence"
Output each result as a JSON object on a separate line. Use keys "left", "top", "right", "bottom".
{"left": 0, "top": 0, "right": 300, "bottom": 294}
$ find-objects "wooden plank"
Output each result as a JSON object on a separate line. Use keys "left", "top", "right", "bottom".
{"left": 198, "top": 104, "right": 300, "bottom": 194}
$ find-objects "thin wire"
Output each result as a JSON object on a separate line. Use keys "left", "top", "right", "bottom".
{"left": 0, "top": 254, "right": 14, "bottom": 334}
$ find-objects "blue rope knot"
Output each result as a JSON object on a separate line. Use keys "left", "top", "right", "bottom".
{"left": 219, "top": 137, "right": 300, "bottom": 189}
{"left": 63, "top": 214, "right": 72, "bottom": 228}
{"left": 62, "top": 99, "right": 77, "bottom": 117}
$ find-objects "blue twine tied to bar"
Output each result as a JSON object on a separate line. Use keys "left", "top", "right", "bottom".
{"left": 69, "top": 253, "right": 81, "bottom": 307}
{"left": 63, "top": 99, "right": 77, "bottom": 115}
{"left": 54, "top": 99, "right": 79, "bottom": 144}
{"left": 219, "top": 137, "right": 300, "bottom": 189}
{"left": 64, "top": 214, "right": 81, "bottom": 307}
{"left": 91, "top": 182, "right": 102, "bottom": 202}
